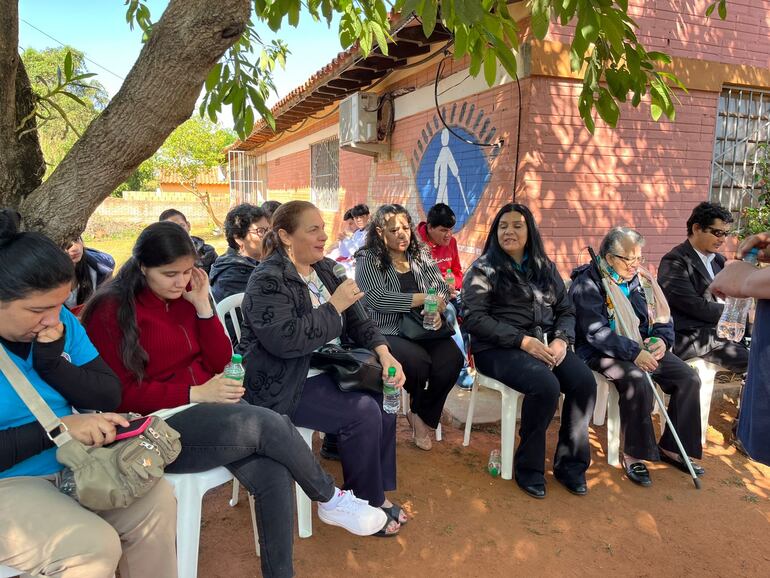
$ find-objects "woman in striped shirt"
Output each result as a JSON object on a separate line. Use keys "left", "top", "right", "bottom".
{"left": 356, "top": 204, "right": 464, "bottom": 450}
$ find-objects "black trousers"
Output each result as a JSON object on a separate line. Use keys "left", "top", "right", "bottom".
{"left": 474, "top": 348, "right": 597, "bottom": 486}
{"left": 675, "top": 330, "right": 750, "bottom": 374}
{"left": 590, "top": 351, "right": 703, "bottom": 461}
{"left": 385, "top": 335, "right": 464, "bottom": 428}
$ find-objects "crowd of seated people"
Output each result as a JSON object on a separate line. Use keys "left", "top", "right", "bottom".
{"left": 3, "top": 195, "right": 768, "bottom": 576}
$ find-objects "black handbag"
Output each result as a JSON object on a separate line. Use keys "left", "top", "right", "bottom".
{"left": 399, "top": 308, "right": 455, "bottom": 341}
{"left": 310, "top": 344, "right": 383, "bottom": 394}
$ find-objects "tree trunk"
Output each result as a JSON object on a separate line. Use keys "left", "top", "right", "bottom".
{"left": 0, "top": 0, "right": 45, "bottom": 211}
{"left": 6, "top": 0, "right": 250, "bottom": 243}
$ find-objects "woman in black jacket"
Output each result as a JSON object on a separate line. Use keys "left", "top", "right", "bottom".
{"left": 356, "top": 204, "right": 464, "bottom": 451}
{"left": 462, "top": 204, "right": 596, "bottom": 499}
{"left": 238, "top": 201, "right": 408, "bottom": 536}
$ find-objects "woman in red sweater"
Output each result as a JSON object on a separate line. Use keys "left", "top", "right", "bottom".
{"left": 83, "top": 222, "right": 387, "bottom": 578}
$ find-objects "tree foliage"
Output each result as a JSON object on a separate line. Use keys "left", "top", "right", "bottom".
{"left": 153, "top": 116, "right": 235, "bottom": 228}
{"left": 741, "top": 143, "right": 770, "bottom": 239}
{"left": 20, "top": 46, "right": 108, "bottom": 174}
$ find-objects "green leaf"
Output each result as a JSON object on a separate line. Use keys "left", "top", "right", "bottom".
{"left": 64, "top": 51, "right": 73, "bottom": 79}
{"left": 483, "top": 48, "right": 497, "bottom": 86}
{"left": 596, "top": 89, "right": 620, "bottom": 127}
{"left": 530, "top": 0, "right": 551, "bottom": 39}
{"left": 650, "top": 102, "right": 663, "bottom": 121}
{"left": 372, "top": 23, "right": 389, "bottom": 54}
{"left": 205, "top": 63, "right": 222, "bottom": 91}
{"left": 718, "top": 1, "right": 727, "bottom": 20}
{"left": 705, "top": 3, "right": 716, "bottom": 17}
{"left": 59, "top": 90, "right": 88, "bottom": 108}
{"left": 646, "top": 51, "right": 672, "bottom": 64}
{"left": 421, "top": 0, "right": 437, "bottom": 38}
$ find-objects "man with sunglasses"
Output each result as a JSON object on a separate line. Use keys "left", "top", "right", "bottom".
{"left": 659, "top": 202, "right": 750, "bottom": 373}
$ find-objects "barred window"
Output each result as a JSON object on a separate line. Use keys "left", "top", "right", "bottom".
{"left": 228, "top": 150, "right": 267, "bottom": 205}
{"left": 710, "top": 86, "right": 770, "bottom": 227}
{"left": 310, "top": 138, "right": 339, "bottom": 211}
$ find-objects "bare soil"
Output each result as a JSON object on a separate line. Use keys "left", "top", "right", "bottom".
{"left": 198, "top": 397, "right": 770, "bottom": 578}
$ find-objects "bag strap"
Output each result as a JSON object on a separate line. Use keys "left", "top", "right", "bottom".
{"left": 0, "top": 344, "right": 72, "bottom": 447}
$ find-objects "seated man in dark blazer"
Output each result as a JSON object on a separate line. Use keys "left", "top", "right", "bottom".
{"left": 659, "top": 201, "right": 749, "bottom": 373}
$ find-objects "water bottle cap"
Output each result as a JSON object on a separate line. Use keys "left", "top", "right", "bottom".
{"left": 231, "top": 354, "right": 243, "bottom": 364}
{"left": 427, "top": 287, "right": 437, "bottom": 295}
{"left": 447, "top": 269, "right": 452, "bottom": 274}
{"left": 388, "top": 366, "right": 397, "bottom": 377}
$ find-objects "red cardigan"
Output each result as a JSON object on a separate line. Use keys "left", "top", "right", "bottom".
{"left": 85, "top": 287, "right": 233, "bottom": 414}
{"left": 417, "top": 221, "right": 463, "bottom": 289}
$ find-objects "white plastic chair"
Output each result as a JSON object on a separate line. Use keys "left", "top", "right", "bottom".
{"left": 462, "top": 369, "right": 523, "bottom": 480}
{"left": 164, "top": 466, "right": 244, "bottom": 578}
{"left": 215, "top": 292, "right": 245, "bottom": 343}
{"left": 592, "top": 371, "right": 622, "bottom": 467}
{"left": 0, "top": 566, "right": 114, "bottom": 578}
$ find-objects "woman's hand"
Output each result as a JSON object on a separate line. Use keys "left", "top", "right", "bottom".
{"left": 737, "top": 231, "right": 770, "bottom": 262}
{"left": 60, "top": 413, "right": 130, "bottom": 447}
{"left": 548, "top": 338, "right": 568, "bottom": 367}
{"left": 183, "top": 267, "right": 213, "bottom": 316}
{"left": 521, "top": 336, "right": 556, "bottom": 367}
{"left": 190, "top": 374, "right": 245, "bottom": 404}
{"left": 643, "top": 337, "right": 666, "bottom": 360}
{"left": 328, "top": 278, "right": 364, "bottom": 314}
{"left": 375, "top": 347, "right": 406, "bottom": 388}
{"left": 634, "top": 349, "right": 659, "bottom": 373}
{"left": 36, "top": 322, "right": 65, "bottom": 343}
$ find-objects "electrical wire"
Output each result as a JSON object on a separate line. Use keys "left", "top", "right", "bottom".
{"left": 20, "top": 18, "right": 125, "bottom": 80}
{"left": 434, "top": 53, "right": 503, "bottom": 149}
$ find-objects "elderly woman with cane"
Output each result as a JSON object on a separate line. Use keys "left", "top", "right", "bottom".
{"left": 569, "top": 227, "right": 703, "bottom": 488}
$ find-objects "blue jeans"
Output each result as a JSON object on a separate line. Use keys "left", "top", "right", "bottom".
{"left": 166, "top": 403, "right": 334, "bottom": 578}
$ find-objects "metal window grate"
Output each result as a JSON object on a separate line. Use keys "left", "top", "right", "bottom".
{"left": 310, "top": 138, "right": 339, "bottom": 211}
{"left": 228, "top": 150, "right": 267, "bottom": 205}
{"left": 710, "top": 86, "right": 770, "bottom": 228}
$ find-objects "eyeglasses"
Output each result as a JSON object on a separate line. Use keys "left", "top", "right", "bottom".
{"left": 610, "top": 253, "right": 645, "bottom": 265}
{"left": 705, "top": 227, "right": 731, "bottom": 238}
{"left": 248, "top": 227, "right": 268, "bottom": 237}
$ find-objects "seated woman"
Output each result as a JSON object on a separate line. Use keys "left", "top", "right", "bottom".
{"left": 210, "top": 203, "right": 268, "bottom": 302}
{"left": 83, "top": 221, "right": 386, "bottom": 577}
{"left": 569, "top": 227, "right": 704, "bottom": 487}
{"left": 62, "top": 235, "right": 114, "bottom": 313}
{"left": 0, "top": 209, "right": 177, "bottom": 577}
{"left": 238, "top": 201, "right": 408, "bottom": 537}
{"left": 356, "top": 204, "right": 464, "bottom": 451}
{"left": 462, "top": 204, "right": 596, "bottom": 499}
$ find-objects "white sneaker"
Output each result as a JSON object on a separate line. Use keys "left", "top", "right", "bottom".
{"left": 317, "top": 490, "right": 388, "bottom": 536}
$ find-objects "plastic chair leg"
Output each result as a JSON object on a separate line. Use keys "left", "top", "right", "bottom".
{"left": 593, "top": 372, "right": 609, "bottom": 425}
{"left": 697, "top": 366, "right": 717, "bottom": 446}
{"left": 174, "top": 483, "right": 204, "bottom": 578}
{"left": 462, "top": 378, "right": 479, "bottom": 446}
{"left": 500, "top": 389, "right": 520, "bottom": 481}
{"left": 296, "top": 428, "right": 314, "bottom": 538}
{"left": 436, "top": 423, "right": 442, "bottom": 441}
{"left": 229, "top": 479, "right": 240, "bottom": 507}
{"left": 607, "top": 386, "right": 621, "bottom": 467}
{"left": 248, "top": 493, "right": 261, "bottom": 557}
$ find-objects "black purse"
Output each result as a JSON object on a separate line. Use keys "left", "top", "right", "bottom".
{"left": 399, "top": 308, "right": 455, "bottom": 341}
{"left": 310, "top": 344, "right": 383, "bottom": 394}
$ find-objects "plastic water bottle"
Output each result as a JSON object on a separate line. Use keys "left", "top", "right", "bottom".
{"left": 445, "top": 268, "right": 455, "bottom": 291}
{"left": 716, "top": 249, "right": 759, "bottom": 342}
{"left": 382, "top": 367, "right": 400, "bottom": 414}
{"left": 224, "top": 354, "right": 246, "bottom": 382}
{"left": 423, "top": 287, "right": 439, "bottom": 330}
{"left": 488, "top": 449, "right": 502, "bottom": 477}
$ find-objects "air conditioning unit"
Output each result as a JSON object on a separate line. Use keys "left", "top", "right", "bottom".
{"left": 339, "top": 92, "right": 390, "bottom": 159}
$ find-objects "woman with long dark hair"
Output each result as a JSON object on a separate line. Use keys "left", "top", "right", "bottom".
{"left": 61, "top": 236, "right": 114, "bottom": 312}
{"left": 462, "top": 204, "right": 596, "bottom": 499}
{"left": 238, "top": 200, "right": 408, "bottom": 537}
{"left": 83, "top": 222, "right": 387, "bottom": 577}
{"left": 356, "top": 204, "right": 464, "bottom": 451}
{"left": 0, "top": 209, "right": 177, "bottom": 577}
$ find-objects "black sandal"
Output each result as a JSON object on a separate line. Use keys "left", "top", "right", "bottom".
{"left": 381, "top": 503, "right": 408, "bottom": 525}
{"left": 373, "top": 509, "right": 401, "bottom": 537}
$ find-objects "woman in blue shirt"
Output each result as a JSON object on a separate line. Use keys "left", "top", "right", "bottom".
{"left": 0, "top": 209, "right": 177, "bottom": 577}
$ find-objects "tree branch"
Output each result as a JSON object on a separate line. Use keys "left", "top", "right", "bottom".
{"left": 19, "top": 0, "right": 250, "bottom": 241}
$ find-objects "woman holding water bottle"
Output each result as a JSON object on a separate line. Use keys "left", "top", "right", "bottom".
{"left": 84, "top": 221, "right": 391, "bottom": 576}
{"left": 711, "top": 231, "right": 770, "bottom": 466}
{"left": 463, "top": 204, "right": 596, "bottom": 499}
{"left": 238, "top": 201, "right": 409, "bottom": 537}
{"left": 356, "top": 204, "right": 464, "bottom": 451}
{"left": 569, "top": 226, "right": 704, "bottom": 488}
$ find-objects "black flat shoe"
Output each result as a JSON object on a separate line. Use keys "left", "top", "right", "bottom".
{"left": 624, "top": 462, "right": 652, "bottom": 487}
{"left": 659, "top": 452, "right": 705, "bottom": 476}
{"left": 554, "top": 475, "right": 588, "bottom": 496}
{"left": 516, "top": 480, "right": 546, "bottom": 499}
{"left": 320, "top": 440, "right": 341, "bottom": 461}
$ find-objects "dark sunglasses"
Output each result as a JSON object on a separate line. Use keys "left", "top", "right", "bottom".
{"left": 705, "top": 227, "right": 731, "bottom": 238}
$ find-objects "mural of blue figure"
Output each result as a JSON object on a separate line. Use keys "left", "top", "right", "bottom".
{"left": 415, "top": 125, "right": 493, "bottom": 231}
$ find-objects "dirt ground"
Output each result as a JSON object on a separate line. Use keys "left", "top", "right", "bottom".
{"left": 197, "top": 397, "right": 770, "bottom": 578}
